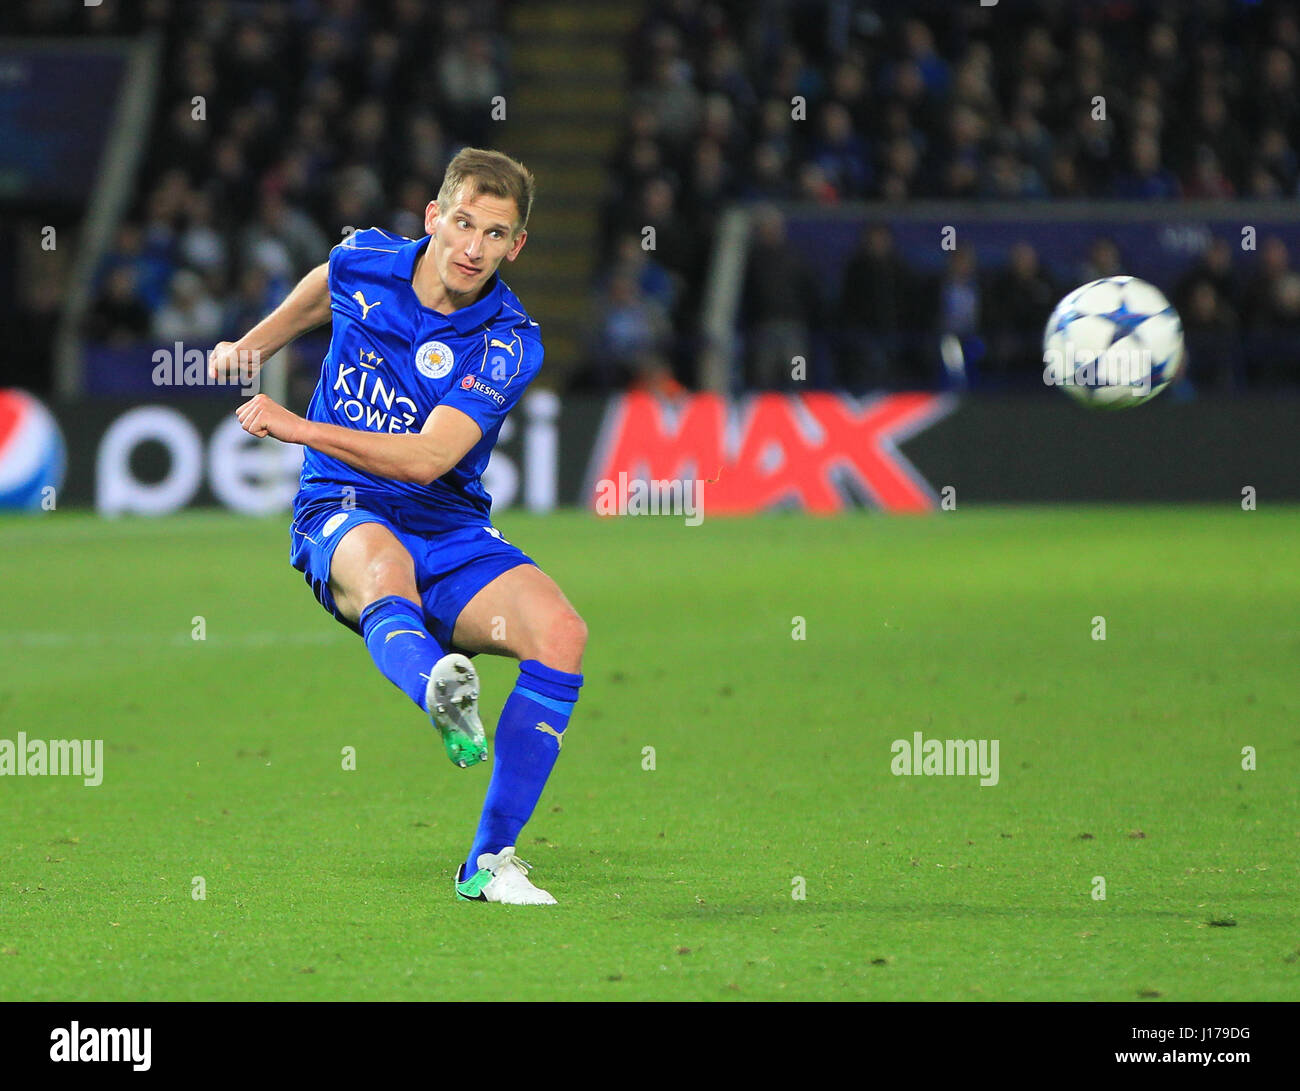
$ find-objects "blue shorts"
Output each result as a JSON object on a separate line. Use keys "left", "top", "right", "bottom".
{"left": 289, "top": 493, "right": 534, "bottom": 650}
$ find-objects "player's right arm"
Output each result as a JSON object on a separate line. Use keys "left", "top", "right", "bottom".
{"left": 208, "top": 262, "right": 331, "bottom": 381}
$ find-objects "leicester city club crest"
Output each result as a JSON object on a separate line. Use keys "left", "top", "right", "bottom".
{"left": 415, "top": 340, "right": 455, "bottom": 379}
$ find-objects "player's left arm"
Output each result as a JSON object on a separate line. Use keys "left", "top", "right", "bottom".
{"left": 236, "top": 394, "right": 481, "bottom": 485}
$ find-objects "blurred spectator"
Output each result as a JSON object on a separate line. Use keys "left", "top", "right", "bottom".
{"left": 879, "top": 137, "right": 921, "bottom": 200}
{"left": 1111, "top": 134, "right": 1179, "bottom": 200}
{"left": 687, "top": 138, "right": 730, "bottom": 223}
{"left": 836, "top": 225, "right": 917, "bottom": 391}
{"left": 438, "top": 32, "right": 504, "bottom": 145}
{"left": 1255, "top": 127, "right": 1298, "bottom": 194}
{"left": 936, "top": 248, "right": 984, "bottom": 388}
{"left": 1191, "top": 91, "right": 1247, "bottom": 191}
{"left": 153, "top": 269, "right": 223, "bottom": 344}
{"left": 589, "top": 271, "right": 675, "bottom": 392}
{"left": 1243, "top": 237, "right": 1300, "bottom": 387}
{"left": 769, "top": 44, "right": 825, "bottom": 107}
{"left": 606, "top": 234, "right": 676, "bottom": 314}
{"left": 811, "top": 102, "right": 871, "bottom": 198}
{"left": 980, "top": 149, "right": 1046, "bottom": 200}
{"left": 902, "top": 19, "right": 950, "bottom": 96}
{"left": 636, "top": 177, "right": 697, "bottom": 279}
{"left": 632, "top": 53, "right": 701, "bottom": 150}
{"left": 987, "top": 242, "right": 1057, "bottom": 384}
{"left": 937, "top": 248, "right": 981, "bottom": 340}
{"left": 86, "top": 268, "right": 151, "bottom": 345}
{"left": 1244, "top": 238, "right": 1300, "bottom": 329}
{"left": 1079, "top": 237, "right": 1123, "bottom": 284}
{"left": 741, "top": 143, "right": 793, "bottom": 201}
{"left": 406, "top": 113, "right": 450, "bottom": 183}
{"left": 1047, "top": 150, "right": 1085, "bottom": 198}
{"left": 100, "top": 223, "right": 173, "bottom": 311}
{"left": 239, "top": 192, "right": 328, "bottom": 289}
{"left": 1176, "top": 239, "right": 1240, "bottom": 317}
{"left": 1257, "top": 47, "right": 1298, "bottom": 131}
{"left": 1182, "top": 147, "right": 1236, "bottom": 200}
{"left": 224, "top": 266, "right": 275, "bottom": 340}
{"left": 702, "top": 38, "right": 757, "bottom": 118}
{"left": 796, "top": 162, "right": 839, "bottom": 205}
{"left": 741, "top": 207, "right": 820, "bottom": 389}
{"left": 1181, "top": 279, "right": 1243, "bottom": 392}
{"left": 177, "top": 193, "right": 227, "bottom": 278}
{"left": 698, "top": 94, "right": 746, "bottom": 169}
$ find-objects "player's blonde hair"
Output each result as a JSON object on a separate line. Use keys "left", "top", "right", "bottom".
{"left": 437, "top": 148, "right": 535, "bottom": 234}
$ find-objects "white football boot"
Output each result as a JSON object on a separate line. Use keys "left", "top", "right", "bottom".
{"left": 425, "top": 653, "right": 487, "bottom": 768}
{"left": 455, "top": 847, "right": 557, "bottom": 905}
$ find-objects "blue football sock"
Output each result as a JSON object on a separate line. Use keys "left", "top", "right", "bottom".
{"left": 465, "top": 659, "right": 583, "bottom": 876}
{"left": 359, "top": 595, "right": 445, "bottom": 711}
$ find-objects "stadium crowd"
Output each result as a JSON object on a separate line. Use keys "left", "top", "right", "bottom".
{"left": 75, "top": 0, "right": 508, "bottom": 351}
{"left": 597, "top": 0, "right": 1300, "bottom": 391}
{"left": 44, "top": 0, "right": 1300, "bottom": 394}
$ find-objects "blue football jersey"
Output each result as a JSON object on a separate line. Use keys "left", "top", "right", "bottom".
{"left": 298, "top": 227, "right": 543, "bottom": 531}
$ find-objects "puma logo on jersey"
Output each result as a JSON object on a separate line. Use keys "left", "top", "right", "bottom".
{"left": 385, "top": 629, "right": 426, "bottom": 643}
{"left": 534, "top": 721, "right": 563, "bottom": 748}
{"left": 490, "top": 338, "right": 516, "bottom": 355}
{"left": 353, "top": 291, "right": 382, "bottom": 319}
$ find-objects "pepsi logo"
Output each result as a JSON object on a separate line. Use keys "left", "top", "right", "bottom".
{"left": 0, "top": 389, "right": 66, "bottom": 510}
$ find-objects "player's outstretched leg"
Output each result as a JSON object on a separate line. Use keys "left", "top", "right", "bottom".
{"left": 358, "top": 595, "right": 485, "bottom": 768}
{"left": 332, "top": 523, "right": 486, "bottom": 768}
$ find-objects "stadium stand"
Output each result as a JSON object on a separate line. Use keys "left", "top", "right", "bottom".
{"left": 7, "top": 0, "right": 1300, "bottom": 395}
{"left": 606, "top": 0, "right": 1300, "bottom": 391}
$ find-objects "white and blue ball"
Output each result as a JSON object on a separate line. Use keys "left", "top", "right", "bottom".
{"left": 1043, "top": 276, "right": 1184, "bottom": 407}
{"left": 0, "top": 389, "right": 66, "bottom": 510}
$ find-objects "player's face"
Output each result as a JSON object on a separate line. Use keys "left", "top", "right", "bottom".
{"left": 425, "top": 188, "right": 527, "bottom": 299}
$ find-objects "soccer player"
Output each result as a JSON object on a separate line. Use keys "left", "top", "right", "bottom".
{"left": 208, "top": 149, "right": 585, "bottom": 905}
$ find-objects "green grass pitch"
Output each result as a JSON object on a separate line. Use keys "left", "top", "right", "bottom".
{"left": 1, "top": 506, "right": 1296, "bottom": 1001}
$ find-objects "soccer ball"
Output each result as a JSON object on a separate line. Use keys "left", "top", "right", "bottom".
{"left": 1042, "top": 276, "right": 1184, "bottom": 407}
